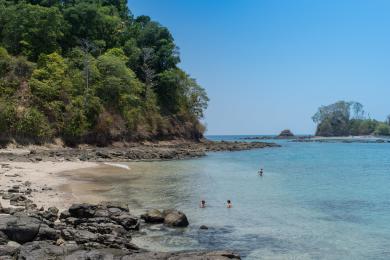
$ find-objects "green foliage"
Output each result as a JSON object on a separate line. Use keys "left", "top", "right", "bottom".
{"left": 95, "top": 48, "right": 142, "bottom": 110}
{"left": 0, "top": 99, "right": 16, "bottom": 136}
{"left": 0, "top": 0, "right": 208, "bottom": 144}
{"left": 63, "top": 98, "right": 89, "bottom": 145}
{"left": 313, "top": 101, "right": 388, "bottom": 136}
{"left": 15, "top": 107, "right": 52, "bottom": 142}
{"left": 375, "top": 123, "right": 390, "bottom": 136}
{"left": 1, "top": 2, "right": 65, "bottom": 60}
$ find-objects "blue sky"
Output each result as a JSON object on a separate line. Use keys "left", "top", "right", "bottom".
{"left": 128, "top": 0, "right": 390, "bottom": 135}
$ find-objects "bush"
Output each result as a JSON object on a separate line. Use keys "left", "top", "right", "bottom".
{"left": 15, "top": 107, "right": 52, "bottom": 143}
{"left": 0, "top": 100, "right": 16, "bottom": 137}
{"left": 62, "top": 102, "right": 89, "bottom": 145}
{"left": 375, "top": 123, "right": 390, "bottom": 136}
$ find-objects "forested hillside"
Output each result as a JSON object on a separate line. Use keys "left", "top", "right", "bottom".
{"left": 0, "top": 0, "right": 208, "bottom": 145}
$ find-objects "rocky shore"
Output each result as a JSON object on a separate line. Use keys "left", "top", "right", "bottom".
{"left": 0, "top": 196, "right": 240, "bottom": 259}
{"left": 0, "top": 140, "right": 280, "bottom": 259}
{"left": 0, "top": 140, "right": 279, "bottom": 162}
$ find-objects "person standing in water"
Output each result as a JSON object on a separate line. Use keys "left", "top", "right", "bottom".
{"left": 200, "top": 200, "right": 206, "bottom": 208}
{"left": 258, "top": 168, "right": 263, "bottom": 176}
{"left": 227, "top": 200, "right": 232, "bottom": 208}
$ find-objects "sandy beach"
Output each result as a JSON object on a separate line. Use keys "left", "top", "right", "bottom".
{"left": 0, "top": 161, "right": 99, "bottom": 211}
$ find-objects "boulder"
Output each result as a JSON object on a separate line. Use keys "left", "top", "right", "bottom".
{"left": 35, "top": 224, "right": 60, "bottom": 241}
{"left": 0, "top": 231, "right": 8, "bottom": 245}
{"left": 0, "top": 244, "right": 19, "bottom": 257}
{"left": 0, "top": 215, "right": 41, "bottom": 243}
{"left": 9, "top": 194, "right": 32, "bottom": 206}
{"left": 17, "top": 241, "right": 71, "bottom": 259}
{"left": 41, "top": 207, "right": 59, "bottom": 222}
{"left": 68, "top": 203, "right": 96, "bottom": 218}
{"left": 59, "top": 210, "right": 71, "bottom": 220}
{"left": 163, "top": 209, "right": 189, "bottom": 227}
{"left": 140, "top": 209, "right": 164, "bottom": 224}
{"left": 111, "top": 212, "right": 140, "bottom": 231}
{"left": 61, "top": 228, "right": 99, "bottom": 244}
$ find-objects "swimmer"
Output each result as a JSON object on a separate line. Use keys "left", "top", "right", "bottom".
{"left": 200, "top": 200, "right": 206, "bottom": 208}
{"left": 227, "top": 200, "right": 232, "bottom": 208}
{"left": 258, "top": 168, "right": 263, "bottom": 176}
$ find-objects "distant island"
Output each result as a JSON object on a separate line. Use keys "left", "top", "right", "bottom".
{"left": 312, "top": 101, "right": 390, "bottom": 137}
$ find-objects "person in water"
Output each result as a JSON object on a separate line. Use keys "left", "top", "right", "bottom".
{"left": 258, "top": 168, "right": 263, "bottom": 176}
{"left": 200, "top": 200, "right": 206, "bottom": 208}
{"left": 227, "top": 200, "right": 232, "bottom": 208}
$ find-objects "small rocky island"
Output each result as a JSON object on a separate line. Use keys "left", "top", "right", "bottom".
{"left": 277, "top": 129, "right": 295, "bottom": 138}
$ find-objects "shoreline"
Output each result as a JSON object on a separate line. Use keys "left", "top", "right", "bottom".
{"left": 0, "top": 160, "right": 241, "bottom": 259}
{"left": 0, "top": 161, "right": 100, "bottom": 211}
{"left": 0, "top": 139, "right": 279, "bottom": 162}
{"left": 0, "top": 140, "right": 278, "bottom": 258}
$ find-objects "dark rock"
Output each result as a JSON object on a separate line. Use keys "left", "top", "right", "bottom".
{"left": 59, "top": 210, "right": 71, "bottom": 219}
{"left": 69, "top": 203, "right": 96, "bottom": 218}
{"left": 111, "top": 213, "right": 140, "bottom": 231}
{"left": 61, "top": 228, "right": 99, "bottom": 244}
{"left": 17, "top": 241, "right": 71, "bottom": 259}
{"left": 0, "top": 231, "right": 8, "bottom": 245}
{"left": 163, "top": 209, "right": 189, "bottom": 227}
{"left": 40, "top": 207, "right": 59, "bottom": 222}
{"left": 35, "top": 224, "right": 60, "bottom": 241}
{"left": 277, "top": 129, "right": 294, "bottom": 138}
{"left": 0, "top": 244, "right": 19, "bottom": 257}
{"left": 141, "top": 209, "right": 164, "bottom": 224}
{"left": 0, "top": 215, "right": 41, "bottom": 243}
{"left": 9, "top": 194, "right": 32, "bottom": 206}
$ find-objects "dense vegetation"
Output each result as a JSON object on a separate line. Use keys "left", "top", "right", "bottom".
{"left": 312, "top": 101, "right": 390, "bottom": 136}
{"left": 0, "top": 0, "right": 208, "bottom": 145}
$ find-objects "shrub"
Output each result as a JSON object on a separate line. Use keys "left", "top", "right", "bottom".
{"left": 15, "top": 107, "right": 52, "bottom": 143}
{"left": 375, "top": 123, "right": 390, "bottom": 136}
{"left": 0, "top": 100, "right": 16, "bottom": 136}
{"left": 62, "top": 102, "right": 89, "bottom": 145}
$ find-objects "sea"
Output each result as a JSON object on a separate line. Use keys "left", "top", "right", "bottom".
{"left": 70, "top": 135, "right": 390, "bottom": 259}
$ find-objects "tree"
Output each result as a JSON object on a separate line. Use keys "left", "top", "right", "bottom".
{"left": 29, "top": 52, "right": 72, "bottom": 131}
{"left": 1, "top": 3, "right": 66, "bottom": 60}
{"left": 95, "top": 48, "right": 142, "bottom": 110}
{"left": 63, "top": 2, "right": 122, "bottom": 52}
{"left": 0, "top": 0, "right": 209, "bottom": 144}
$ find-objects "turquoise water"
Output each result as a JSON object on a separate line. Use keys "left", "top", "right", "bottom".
{"left": 95, "top": 136, "right": 390, "bottom": 259}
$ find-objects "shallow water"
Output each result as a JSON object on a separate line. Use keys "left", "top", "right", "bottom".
{"left": 69, "top": 136, "right": 390, "bottom": 259}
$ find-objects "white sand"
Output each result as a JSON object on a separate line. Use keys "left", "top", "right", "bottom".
{"left": 0, "top": 161, "right": 99, "bottom": 211}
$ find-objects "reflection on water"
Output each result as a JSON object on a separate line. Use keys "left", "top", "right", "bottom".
{"left": 65, "top": 140, "right": 390, "bottom": 259}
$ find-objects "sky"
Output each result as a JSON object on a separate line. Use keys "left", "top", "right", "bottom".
{"left": 128, "top": 0, "right": 390, "bottom": 135}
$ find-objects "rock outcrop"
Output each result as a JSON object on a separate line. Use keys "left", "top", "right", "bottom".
{"left": 0, "top": 201, "right": 239, "bottom": 259}
{"left": 277, "top": 129, "right": 295, "bottom": 138}
{"left": 141, "top": 209, "right": 189, "bottom": 227}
